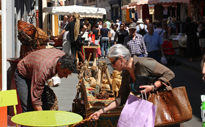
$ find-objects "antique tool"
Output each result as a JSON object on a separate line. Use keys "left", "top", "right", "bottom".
{"left": 87, "top": 53, "right": 92, "bottom": 63}
{"left": 91, "top": 66, "right": 98, "bottom": 79}
{"left": 71, "top": 117, "right": 92, "bottom": 127}
{"left": 112, "top": 70, "right": 122, "bottom": 97}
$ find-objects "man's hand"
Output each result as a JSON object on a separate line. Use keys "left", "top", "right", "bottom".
{"left": 54, "top": 37, "right": 58, "bottom": 41}
{"left": 33, "top": 105, "right": 43, "bottom": 111}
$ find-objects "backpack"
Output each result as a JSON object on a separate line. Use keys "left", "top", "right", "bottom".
{"left": 138, "top": 25, "right": 147, "bottom": 36}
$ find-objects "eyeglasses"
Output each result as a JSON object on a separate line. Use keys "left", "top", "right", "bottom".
{"left": 111, "top": 57, "right": 118, "bottom": 65}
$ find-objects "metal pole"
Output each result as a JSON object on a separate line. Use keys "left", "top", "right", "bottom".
{"left": 2, "top": 0, "right": 7, "bottom": 90}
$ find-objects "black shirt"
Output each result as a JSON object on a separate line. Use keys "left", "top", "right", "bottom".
{"left": 65, "top": 20, "right": 84, "bottom": 43}
{"left": 93, "top": 29, "right": 99, "bottom": 40}
{"left": 114, "top": 29, "right": 129, "bottom": 44}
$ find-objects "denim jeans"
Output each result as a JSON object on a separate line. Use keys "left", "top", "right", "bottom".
{"left": 14, "top": 69, "right": 32, "bottom": 127}
{"left": 110, "top": 40, "right": 114, "bottom": 47}
{"left": 101, "top": 37, "right": 109, "bottom": 57}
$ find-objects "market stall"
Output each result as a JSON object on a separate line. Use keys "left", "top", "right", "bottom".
{"left": 72, "top": 61, "right": 123, "bottom": 126}
{"left": 43, "top": 5, "right": 105, "bottom": 59}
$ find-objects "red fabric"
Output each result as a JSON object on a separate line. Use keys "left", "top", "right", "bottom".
{"left": 17, "top": 49, "right": 65, "bottom": 106}
{"left": 162, "top": 41, "right": 175, "bottom": 55}
{"left": 142, "top": 4, "right": 150, "bottom": 20}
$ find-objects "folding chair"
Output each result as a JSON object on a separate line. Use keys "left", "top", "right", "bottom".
{"left": 0, "top": 89, "right": 18, "bottom": 127}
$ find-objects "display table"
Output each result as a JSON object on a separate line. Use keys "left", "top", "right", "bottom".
{"left": 11, "top": 110, "right": 83, "bottom": 127}
{"left": 82, "top": 45, "right": 101, "bottom": 66}
{"left": 81, "top": 80, "right": 123, "bottom": 127}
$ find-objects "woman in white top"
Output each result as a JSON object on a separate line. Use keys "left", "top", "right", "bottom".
{"left": 109, "top": 24, "right": 116, "bottom": 47}
{"left": 154, "top": 22, "right": 166, "bottom": 41}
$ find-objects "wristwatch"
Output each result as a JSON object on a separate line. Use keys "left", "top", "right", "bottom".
{"left": 102, "top": 108, "right": 106, "bottom": 113}
{"left": 153, "top": 84, "right": 157, "bottom": 91}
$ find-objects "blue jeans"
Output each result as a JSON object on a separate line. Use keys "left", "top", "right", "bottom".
{"left": 101, "top": 37, "right": 109, "bottom": 57}
{"left": 110, "top": 40, "right": 114, "bottom": 47}
{"left": 14, "top": 69, "right": 33, "bottom": 127}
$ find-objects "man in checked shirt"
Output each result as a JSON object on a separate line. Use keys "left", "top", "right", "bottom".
{"left": 15, "top": 48, "right": 76, "bottom": 112}
{"left": 124, "top": 23, "right": 148, "bottom": 57}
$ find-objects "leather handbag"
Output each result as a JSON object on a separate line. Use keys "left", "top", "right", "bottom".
{"left": 147, "top": 81, "right": 192, "bottom": 126}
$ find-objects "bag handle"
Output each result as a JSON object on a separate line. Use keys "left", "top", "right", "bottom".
{"left": 159, "top": 80, "right": 172, "bottom": 90}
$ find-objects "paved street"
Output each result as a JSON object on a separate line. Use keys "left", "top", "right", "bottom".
{"left": 51, "top": 57, "right": 204, "bottom": 127}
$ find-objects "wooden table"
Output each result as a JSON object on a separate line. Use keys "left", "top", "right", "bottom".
{"left": 11, "top": 110, "right": 83, "bottom": 127}
{"left": 83, "top": 45, "right": 100, "bottom": 66}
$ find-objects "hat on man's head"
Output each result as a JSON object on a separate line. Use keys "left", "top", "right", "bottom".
{"left": 129, "top": 23, "right": 136, "bottom": 29}
{"left": 137, "top": 19, "right": 143, "bottom": 24}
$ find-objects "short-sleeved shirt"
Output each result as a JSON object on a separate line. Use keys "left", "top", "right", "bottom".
{"left": 101, "top": 28, "right": 109, "bottom": 37}
{"left": 93, "top": 29, "right": 99, "bottom": 40}
{"left": 105, "top": 21, "right": 111, "bottom": 29}
{"left": 144, "top": 32, "right": 163, "bottom": 52}
{"left": 17, "top": 49, "right": 65, "bottom": 106}
{"left": 65, "top": 20, "right": 84, "bottom": 43}
{"left": 110, "top": 29, "right": 116, "bottom": 40}
{"left": 115, "top": 56, "right": 175, "bottom": 106}
{"left": 114, "top": 29, "right": 129, "bottom": 44}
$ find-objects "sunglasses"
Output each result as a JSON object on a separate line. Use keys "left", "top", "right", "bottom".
{"left": 111, "top": 57, "right": 118, "bottom": 65}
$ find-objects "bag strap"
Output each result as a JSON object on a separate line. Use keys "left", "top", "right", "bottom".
{"left": 159, "top": 80, "right": 172, "bottom": 90}
{"left": 159, "top": 29, "right": 163, "bottom": 35}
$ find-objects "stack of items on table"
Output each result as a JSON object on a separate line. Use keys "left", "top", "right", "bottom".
{"left": 72, "top": 60, "right": 123, "bottom": 126}
{"left": 18, "top": 16, "right": 49, "bottom": 59}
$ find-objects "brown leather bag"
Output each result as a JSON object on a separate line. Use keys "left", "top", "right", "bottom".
{"left": 148, "top": 81, "right": 192, "bottom": 126}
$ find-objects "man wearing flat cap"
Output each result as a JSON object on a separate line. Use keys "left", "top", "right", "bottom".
{"left": 124, "top": 23, "right": 148, "bottom": 57}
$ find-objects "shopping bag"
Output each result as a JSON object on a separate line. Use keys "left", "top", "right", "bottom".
{"left": 117, "top": 94, "right": 156, "bottom": 127}
{"left": 160, "top": 56, "right": 167, "bottom": 65}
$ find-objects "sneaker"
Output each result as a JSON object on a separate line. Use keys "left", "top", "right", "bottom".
{"left": 100, "top": 56, "right": 104, "bottom": 59}
{"left": 104, "top": 56, "right": 107, "bottom": 59}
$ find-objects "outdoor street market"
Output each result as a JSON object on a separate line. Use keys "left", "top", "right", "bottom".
{"left": 1, "top": 0, "right": 205, "bottom": 127}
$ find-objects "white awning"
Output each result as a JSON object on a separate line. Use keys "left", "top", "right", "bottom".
{"left": 43, "top": 5, "right": 106, "bottom": 18}
{"left": 129, "top": 0, "right": 189, "bottom": 6}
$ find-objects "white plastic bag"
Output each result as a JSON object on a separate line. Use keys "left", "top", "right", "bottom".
{"left": 160, "top": 56, "right": 167, "bottom": 65}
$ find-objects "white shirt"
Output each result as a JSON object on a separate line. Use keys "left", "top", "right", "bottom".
{"left": 110, "top": 29, "right": 116, "bottom": 40}
{"left": 136, "top": 24, "right": 148, "bottom": 33}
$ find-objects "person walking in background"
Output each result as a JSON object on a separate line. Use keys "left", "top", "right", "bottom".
{"left": 98, "top": 20, "right": 102, "bottom": 29}
{"left": 58, "top": 15, "right": 73, "bottom": 54}
{"left": 124, "top": 23, "right": 148, "bottom": 57}
{"left": 92, "top": 24, "right": 100, "bottom": 44}
{"left": 136, "top": 19, "right": 148, "bottom": 36}
{"left": 144, "top": 23, "right": 164, "bottom": 62}
{"left": 185, "top": 16, "right": 201, "bottom": 62}
{"left": 154, "top": 22, "right": 166, "bottom": 41}
{"left": 105, "top": 19, "right": 111, "bottom": 29}
{"left": 167, "top": 17, "right": 176, "bottom": 39}
{"left": 57, "top": 13, "right": 87, "bottom": 61}
{"left": 99, "top": 23, "right": 110, "bottom": 58}
{"left": 114, "top": 24, "right": 129, "bottom": 45}
{"left": 60, "top": 15, "right": 68, "bottom": 32}
{"left": 199, "top": 23, "right": 205, "bottom": 56}
{"left": 109, "top": 24, "right": 116, "bottom": 47}
{"left": 116, "top": 19, "right": 120, "bottom": 30}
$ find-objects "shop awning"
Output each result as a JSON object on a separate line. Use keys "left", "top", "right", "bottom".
{"left": 121, "top": 5, "right": 136, "bottom": 10}
{"left": 43, "top": 5, "right": 106, "bottom": 18}
{"left": 129, "top": 0, "right": 189, "bottom": 6}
